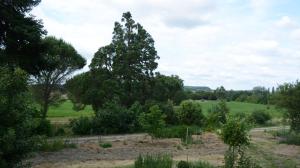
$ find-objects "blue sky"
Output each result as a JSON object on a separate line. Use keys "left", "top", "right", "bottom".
{"left": 32, "top": 0, "right": 300, "bottom": 90}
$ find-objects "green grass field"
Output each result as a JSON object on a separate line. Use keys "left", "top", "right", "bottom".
{"left": 47, "top": 100, "right": 283, "bottom": 121}
{"left": 196, "top": 100, "right": 283, "bottom": 118}
{"left": 48, "top": 100, "right": 94, "bottom": 118}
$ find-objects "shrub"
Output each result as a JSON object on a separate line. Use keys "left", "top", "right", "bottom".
{"left": 221, "top": 117, "right": 250, "bottom": 147}
{"left": 69, "top": 117, "right": 93, "bottom": 135}
{"left": 160, "top": 100, "right": 178, "bottom": 125}
{"left": 250, "top": 110, "right": 271, "bottom": 125}
{"left": 272, "top": 130, "right": 300, "bottom": 145}
{"left": 177, "top": 161, "right": 190, "bottom": 168}
{"left": 221, "top": 117, "right": 250, "bottom": 168}
{"left": 153, "top": 125, "right": 202, "bottom": 145}
{"left": 35, "top": 119, "right": 53, "bottom": 136}
{"left": 192, "top": 161, "right": 216, "bottom": 168}
{"left": 38, "top": 138, "right": 77, "bottom": 152}
{"left": 54, "top": 127, "right": 66, "bottom": 136}
{"left": 176, "top": 100, "right": 205, "bottom": 126}
{"left": 134, "top": 154, "right": 172, "bottom": 168}
{"left": 93, "top": 101, "right": 138, "bottom": 134}
{"left": 100, "top": 142, "right": 112, "bottom": 148}
{"left": 206, "top": 100, "right": 229, "bottom": 129}
{"left": 139, "top": 105, "right": 166, "bottom": 136}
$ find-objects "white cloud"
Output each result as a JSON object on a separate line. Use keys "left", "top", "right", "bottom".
{"left": 32, "top": 0, "right": 300, "bottom": 90}
{"left": 276, "top": 16, "right": 297, "bottom": 29}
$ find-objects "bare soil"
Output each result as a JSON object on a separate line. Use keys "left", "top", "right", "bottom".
{"left": 28, "top": 127, "right": 300, "bottom": 168}
{"left": 29, "top": 132, "right": 226, "bottom": 168}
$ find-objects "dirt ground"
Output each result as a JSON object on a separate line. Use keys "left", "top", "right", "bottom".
{"left": 28, "top": 129, "right": 300, "bottom": 168}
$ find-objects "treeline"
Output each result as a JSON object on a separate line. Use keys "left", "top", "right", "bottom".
{"left": 185, "top": 86, "right": 272, "bottom": 104}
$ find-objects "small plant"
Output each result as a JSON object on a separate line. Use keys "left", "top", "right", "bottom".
{"left": 100, "top": 142, "right": 112, "bottom": 148}
{"left": 272, "top": 130, "right": 300, "bottom": 145}
{"left": 139, "top": 105, "right": 166, "bottom": 136}
{"left": 35, "top": 119, "right": 53, "bottom": 137}
{"left": 192, "top": 161, "right": 216, "bottom": 168}
{"left": 177, "top": 161, "right": 190, "bottom": 168}
{"left": 69, "top": 117, "right": 93, "bottom": 135}
{"left": 134, "top": 154, "right": 172, "bottom": 168}
{"left": 38, "top": 138, "right": 77, "bottom": 152}
{"left": 221, "top": 117, "right": 260, "bottom": 168}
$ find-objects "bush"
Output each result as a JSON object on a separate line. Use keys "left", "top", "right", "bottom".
{"left": 153, "top": 125, "right": 201, "bottom": 143}
{"left": 134, "top": 154, "right": 172, "bottom": 168}
{"left": 221, "top": 117, "right": 250, "bottom": 148}
{"left": 100, "top": 142, "right": 112, "bottom": 148}
{"left": 93, "top": 102, "right": 138, "bottom": 134}
{"left": 35, "top": 119, "right": 53, "bottom": 136}
{"left": 177, "top": 161, "right": 190, "bottom": 168}
{"left": 272, "top": 130, "right": 300, "bottom": 145}
{"left": 69, "top": 117, "right": 93, "bottom": 135}
{"left": 38, "top": 138, "right": 77, "bottom": 152}
{"left": 54, "top": 127, "right": 66, "bottom": 136}
{"left": 192, "top": 161, "right": 216, "bottom": 168}
{"left": 176, "top": 100, "right": 205, "bottom": 126}
{"left": 139, "top": 105, "right": 166, "bottom": 136}
{"left": 250, "top": 110, "right": 271, "bottom": 125}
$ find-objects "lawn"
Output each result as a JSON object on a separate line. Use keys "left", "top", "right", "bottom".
{"left": 47, "top": 100, "right": 94, "bottom": 118}
{"left": 196, "top": 100, "right": 283, "bottom": 118}
{"left": 47, "top": 100, "right": 283, "bottom": 121}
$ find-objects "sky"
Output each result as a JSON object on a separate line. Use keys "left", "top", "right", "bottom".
{"left": 32, "top": 0, "right": 300, "bottom": 90}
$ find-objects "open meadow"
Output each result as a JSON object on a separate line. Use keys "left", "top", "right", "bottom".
{"left": 48, "top": 100, "right": 283, "bottom": 123}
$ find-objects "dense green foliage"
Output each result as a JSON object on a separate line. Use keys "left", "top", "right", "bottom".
{"left": 274, "top": 81, "right": 300, "bottom": 132}
{"left": 221, "top": 117, "right": 250, "bottom": 147}
{"left": 134, "top": 154, "right": 173, "bottom": 168}
{"left": 221, "top": 117, "right": 260, "bottom": 168}
{"left": 186, "top": 86, "right": 270, "bottom": 105}
{"left": 66, "top": 12, "right": 184, "bottom": 113}
{"left": 249, "top": 110, "right": 271, "bottom": 125}
{"left": 206, "top": 100, "right": 229, "bottom": 128}
{"left": 93, "top": 101, "right": 141, "bottom": 134}
{"left": 139, "top": 105, "right": 166, "bottom": 136}
{"left": 0, "top": 68, "right": 39, "bottom": 167}
{"left": 0, "top": 0, "right": 46, "bottom": 74}
{"left": 69, "top": 117, "right": 93, "bottom": 135}
{"left": 176, "top": 100, "right": 205, "bottom": 126}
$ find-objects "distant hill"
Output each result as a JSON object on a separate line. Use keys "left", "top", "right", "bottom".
{"left": 184, "top": 86, "right": 212, "bottom": 92}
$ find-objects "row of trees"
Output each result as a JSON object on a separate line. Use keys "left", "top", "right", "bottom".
{"left": 186, "top": 86, "right": 271, "bottom": 104}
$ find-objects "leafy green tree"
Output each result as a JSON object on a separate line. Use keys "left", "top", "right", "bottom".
{"left": 207, "top": 100, "right": 229, "bottom": 128}
{"left": 66, "top": 69, "right": 119, "bottom": 112}
{"left": 220, "top": 117, "right": 260, "bottom": 168}
{"left": 0, "top": 67, "right": 39, "bottom": 167}
{"left": 139, "top": 105, "right": 166, "bottom": 135}
{"left": 275, "top": 81, "right": 300, "bottom": 132}
{"left": 90, "top": 12, "right": 159, "bottom": 107}
{"left": 215, "top": 86, "right": 226, "bottom": 100}
{"left": 31, "top": 36, "right": 86, "bottom": 118}
{"left": 176, "top": 100, "right": 205, "bottom": 126}
{"left": 93, "top": 101, "right": 140, "bottom": 134}
{"left": 0, "top": 0, "right": 46, "bottom": 74}
{"left": 0, "top": 1, "right": 46, "bottom": 167}
{"left": 152, "top": 73, "right": 185, "bottom": 104}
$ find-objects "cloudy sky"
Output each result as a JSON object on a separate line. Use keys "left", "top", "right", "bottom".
{"left": 32, "top": 0, "right": 300, "bottom": 90}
